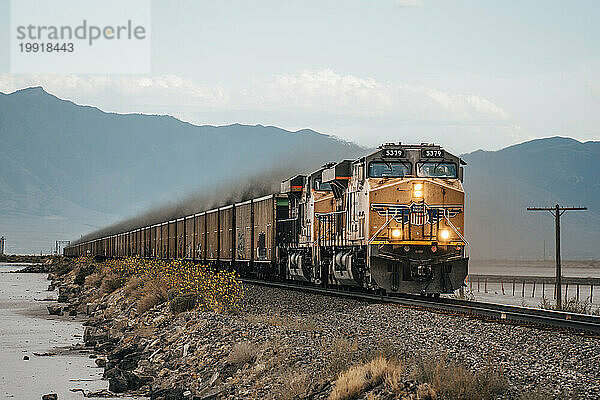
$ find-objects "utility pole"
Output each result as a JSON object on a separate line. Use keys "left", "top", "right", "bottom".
{"left": 527, "top": 205, "right": 587, "bottom": 309}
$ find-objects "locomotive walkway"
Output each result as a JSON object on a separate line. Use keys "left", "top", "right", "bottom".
{"left": 242, "top": 278, "right": 600, "bottom": 335}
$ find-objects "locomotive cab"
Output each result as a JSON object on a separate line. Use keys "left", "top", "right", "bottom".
{"left": 361, "top": 143, "right": 468, "bottom": 294}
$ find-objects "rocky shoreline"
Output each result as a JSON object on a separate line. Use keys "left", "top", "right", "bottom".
{"left": 46, "top": 257, "right": 600, "bottom": 399}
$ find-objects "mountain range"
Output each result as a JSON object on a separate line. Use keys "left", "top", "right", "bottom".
{"left": 0, "top": 87, "right": 598, "bottom": 258}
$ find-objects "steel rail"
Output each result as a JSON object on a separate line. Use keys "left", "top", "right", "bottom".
{"left": 241, "top": 278, "right": 600, "bottom": 334}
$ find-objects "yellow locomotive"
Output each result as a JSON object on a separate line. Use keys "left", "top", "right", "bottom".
{"left": 282, "top": 143, "right": 468, "bottom": 294}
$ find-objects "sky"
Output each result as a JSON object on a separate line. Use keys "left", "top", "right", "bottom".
{"left": 0, "top": 0, "right": 599, "bottom": 154}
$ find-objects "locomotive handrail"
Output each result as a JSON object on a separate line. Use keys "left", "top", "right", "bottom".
{"left": 368, "top": 209, "right": 398, "bottom": 244}
{"left": 443, "top": 212, "right": 469, "bottom": 258}
{"left": 315, "top": 210, "right": 345, "bottom": 247}
{"left": 315, "top": 210, "right": 346, "bottom": 217}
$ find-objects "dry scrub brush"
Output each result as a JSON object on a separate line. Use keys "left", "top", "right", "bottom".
{"left": 539, "top": 296, "right": 600, "bottom": 315}
{"left": 226, "top": 342, "right": 258, "bottom": 367}
{"left": 329, "top": 353, "right": 507, "bottom": 400}
{"left": 411, "top": 355, "right": 508, "bottom": 400}
{"left": 329, "top": 356, "right": 437, "bottom": 400}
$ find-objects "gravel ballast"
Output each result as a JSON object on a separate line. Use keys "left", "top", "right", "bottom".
{"left": 51, "top": 257, "right": 600, "bottom": 399}
{"left": 240, "top": 283, "right": 600, "bottom": 399}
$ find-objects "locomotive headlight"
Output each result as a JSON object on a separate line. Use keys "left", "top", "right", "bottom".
{"left": 413, "top": 183, "right": 423, "bottom": 198}
{"left": 439, "top": 229, "right": 450, "bottom": 240}
{"left": 391, "top": 228, "right": 402, "bottom": 238}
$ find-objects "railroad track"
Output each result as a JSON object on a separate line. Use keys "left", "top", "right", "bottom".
{"left": 242, "top": 278, "right": 600, "bottom": 335}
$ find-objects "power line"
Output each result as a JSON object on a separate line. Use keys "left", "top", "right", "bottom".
{"left": 527, "top": 205, "right": 587, "bottom": 309}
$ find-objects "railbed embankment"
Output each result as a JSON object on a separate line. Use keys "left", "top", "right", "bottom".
{"left": 48, "top": 257, "right": 600, "bottom": 399}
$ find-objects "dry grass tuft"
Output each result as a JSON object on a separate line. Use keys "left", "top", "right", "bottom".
{"left": 169, "top": 294, "right": 198, "bottom": 314}
{"left": 100, "top": 273, "right": 123, "bottom": 294}
{"left": 412, "top": 355, "right": 507, "bottom": 400}
{"left": 84, "top": 264, "right": 113, "bottom": 289}
{"left": 329, "top": 356, "right": 394, "bottom": 400}
{"left": 330, "top": 353, "right": 507, "bottom": 400}
{"left": 85, "top": 271, "right": 104, "bottom": 288}
{"left": 137, "top": 278, "right": 170, "bottom": 313}
{"left": 277, "top": 370, "right": 311, "bottom": 400}
{"left": 324, "top": 337, "right": 358, "bottom": 380}
{"left": 227, "top": 341, "right": 258, "bottom": 367}
{"left": 539, "top": 296, "right": 600, "bottom": 315}
{"left": 123, "top": 276, "right": 144, "bottom": 297}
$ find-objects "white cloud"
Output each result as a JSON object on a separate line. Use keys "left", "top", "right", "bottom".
{"left": 245, "top": 69, "right": 509, "bottom": 122}
{"left": 0, "top": 70, "right": 509, "bottom": 122}
{"left": 0, "top": 74, "right": 229, "bottom": 110}
{"left": 0, "top": 70, "right": 517, "bottom": 150}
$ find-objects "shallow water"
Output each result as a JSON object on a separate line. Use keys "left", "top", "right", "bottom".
{"left": 0, "top": 264, "right": 142, "bottom": 399}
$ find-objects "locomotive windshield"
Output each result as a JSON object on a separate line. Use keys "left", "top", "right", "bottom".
{"left": 313, "top": 178, "right": 332, "bottom": 191}
{"left": 416, "top": 162, "right": 457, "bottom": 178}
{"left": 369, "top": 162, "right": 411, "bottom": 178}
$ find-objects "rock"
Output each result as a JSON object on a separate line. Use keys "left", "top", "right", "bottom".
{"left": 84, "top": 326, "right": 109, "bottom": 347}
{"left": 118, "top": 352, "right": 142, "bottom": 370}
{"left": 95, "top": 341, "right": 115, "bottom": 353}
{"left": 196, "top": 387, "right": 224, "bottom": 400}
{"left": 150, "top": 388, "right": 185, "bottom": 400}
{"left": 105, "top": 367, "right": 152, "bottom": 393}
{"left": 107, "top": 370, "right": 128, "bottom": 393}
{"left": 42, "top": 394, "right": 58, "bottom": 400}
{"left": 47, "top": 305, "right": 63, "bottom": 316}
{"left": 108, "top": 342, "right": 139, "bottom": 361}
{"left": 95, "top": 358, "right": 107, "bottom": 368}
{"left": 68, "top": 309, "right": 77, "bottom": 316}
{"left": 23, "top": 355, "right": 29, "bottom": 360}
{"left": 104, "top": 359, "right": 118, "bottom": 372}
{"left": 11, "top": 264, "right": 50, "bottom": 273}
{"left": 208, "top": 371, "right": 219, "bottom": 386}
{"left": 86, "top": 303, "right": 97, "bottom": 315}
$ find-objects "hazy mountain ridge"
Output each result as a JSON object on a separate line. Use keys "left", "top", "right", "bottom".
{"left": 0, "top": 87, "right": 366, "bottom": 253}
{"left": 0, "top": 87, "right": 598, "bottom": 258}
{"left": 462, "top": 136, "right": 600, "bottom": 259}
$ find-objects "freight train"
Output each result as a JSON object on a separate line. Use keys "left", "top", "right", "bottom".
{"left": 65, "top": 143, "right": 468, "bottom": 295}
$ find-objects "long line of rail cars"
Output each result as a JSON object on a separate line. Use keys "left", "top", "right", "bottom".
{"left": 65, "top": 143, "right": 469, "bottom": 295}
